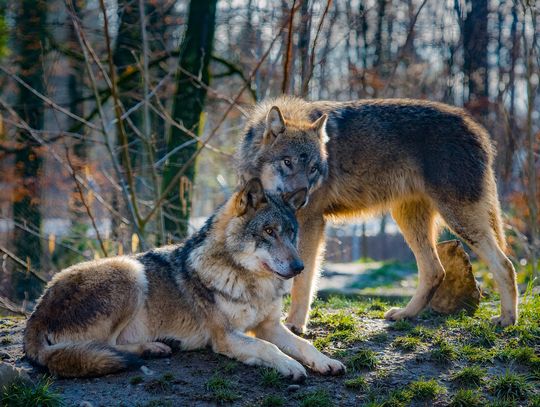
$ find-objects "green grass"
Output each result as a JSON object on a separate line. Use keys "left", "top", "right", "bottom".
{"left": 430, "top": 338, "right": 457, "bottom": 363}
{"left": 369, "top": 331, "right": 389, "bottom": 343}
{"left": 312, "top": 310, "right": 356, "bottom": 331}
{"left": 347, "top": 349, "right": 378, "bottom": 371}
{"left": 407, "top": 378, "right": 445, "bottom": 400}
{"left": 298, "top": 389, "right": 333, "bottom": 407}
{"left": 205, "top": 374, "right": 240, "bottom": 404}
{"left": 261, "top": 394, "right": 285, "bottom": 407}
{"left": 409, "top": 326, "right": 436, "bottom": 340}
{"left": 143, "top": 373, "right": 175, "bottom": 394}
{"left": 498, "top": 345, "right": 538, "bottom": 365}
{"left": 219, "top": 360, "right": 238, "bottom": 374}
{"left": 1, "top": 335, "right": 13, "bottom": 345}
{"left": 392, "top": 335, "right": 422, "bottom": 351}
{"left": 1, "top": 377, "right": 63, "bottom": 407}
{"left": 450, "top": 366, "right": 486, "bottom": 387}
{"left": 388, "top": 319, "right": 414, "bottom": 332}
{"left": 461, "top": 344, "right": 497, "bottom": 364}
{"left": 489, "top": 371, "right": 530, "bottom": 401}
{"left": 529, "top": 395, "right": 540, "bottom": 407}
{"left": 449, "top": 389, "right": 485, "bottom": 407}
{"left": 130, "top": 375, "right": 144, "bottom": 385}
{"left": 259, "top": 368, "right": 282, "bottom": 388}
{"left": 344, "top": 375, "right": 368, "bottom": 390}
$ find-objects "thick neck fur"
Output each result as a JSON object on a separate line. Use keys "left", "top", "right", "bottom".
{"left": 180, "top": 200, "right": 286, "bottom": 304}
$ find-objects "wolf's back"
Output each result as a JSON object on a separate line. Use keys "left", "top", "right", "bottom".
{"left": 24, "top": 319, "right": 141, "bottom": 377}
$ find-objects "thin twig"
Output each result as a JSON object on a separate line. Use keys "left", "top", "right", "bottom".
{"left": 66, "top": 1, "right": 146, "bottom": 245}
{"left": 65, "top": 147, "right": 109, "bottom": 257}
{"left": 301, "top": 0, "right": 332, "bottom": 97}
{"left": 0, "top": 244, "right": 47, "bottom": 283}
{"left": 0, "top": 96, "right": 129, "bottom": 224}
{"left": 141, "top": 9, "right": 294, "bottom": 227}
{"left": 282, "top": 0, "right": 299, "bottom": 94}
{"left": 382, "top": 0, "right": 428, "bottom": 96}
{"left": 0, "top": 65, "right": 99, "bottom": 131}
{"left": 98, "top": 0, "right": 142, "bottom": 225}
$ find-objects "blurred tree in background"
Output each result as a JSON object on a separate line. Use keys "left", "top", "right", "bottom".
{"left": 0, "top": 0, "right": 537, "bottom": 306}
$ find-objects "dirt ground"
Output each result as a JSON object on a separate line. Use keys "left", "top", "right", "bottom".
{"left": 1, "top": 292, "right": 539, "bottom": 407}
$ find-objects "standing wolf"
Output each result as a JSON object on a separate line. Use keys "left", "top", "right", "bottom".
{"left": 237, "top": 96, "right": 518, "bottom": 333}
{"left": 24, "top": 179, "right": 345, "bottom": 379}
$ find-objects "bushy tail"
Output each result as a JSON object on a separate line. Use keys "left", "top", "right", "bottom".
{"left": 24, "top": 322, "right": 141, "bottom": 378}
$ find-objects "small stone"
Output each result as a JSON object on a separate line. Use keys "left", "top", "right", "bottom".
{"left": 287, "top": 384, "right": 301, "bottom": 392}
{"left": 79, "top": 402, "right": 94, "bottom": 407}
{"left": 0, "top": 362, "right": 32, "bottom": 391}
{"left": 430, "top": 240, "right": 481, "bottom": 315}
{"left": 140, "top": 365, "right": 154, "bottom": 376}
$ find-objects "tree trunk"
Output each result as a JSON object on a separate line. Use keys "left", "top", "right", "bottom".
{"left": 161, "top": 0, "right": 217, "bottom": 240}
{"left": 12, "top": 0, "right": 47, "bottom": 301}
{"left": 113, "top": 0, "right": 143, "bottom": 173}
{"left": 463, "top": 0, "right": 489, "bottom": 117}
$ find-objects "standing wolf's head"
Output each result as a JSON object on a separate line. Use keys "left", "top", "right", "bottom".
{"left": 224, "top": 178, "right": 307, "bottom": 280}
{"left": 237, "top": 102, "right": 329, "bottom": 207}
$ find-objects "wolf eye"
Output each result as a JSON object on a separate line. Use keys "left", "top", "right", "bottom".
{"left": 264, "top": 227, "right": 275, "bottom": 236}
{"left": 283, "top": 158, "right": 292, "bottom": 167}
{"left": 310, "top": 166, "right": 318, "bottom": 174}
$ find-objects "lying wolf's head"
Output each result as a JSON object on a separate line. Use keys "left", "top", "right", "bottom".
{"left": 226, "top": 178, "right": 307, "bottom": 280}
{"left": 238, "top": 104, "right": 329, "bottom": 207}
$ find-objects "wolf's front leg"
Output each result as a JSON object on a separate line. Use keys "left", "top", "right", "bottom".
{"left": 255, "top": 319, "right": 345, "bottom": 376}
{"left": 211, "top": 330, "right": 307, "bottom": 382}
{"left": 287, "top": 214, "right": 326, "bottom": 334}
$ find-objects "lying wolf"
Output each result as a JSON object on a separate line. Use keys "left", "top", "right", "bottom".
{"left": 237, "top": 96, "right": 518, "bottom": 333}
{"left": 24, "top": 179, "right": 345, "bottom": 379}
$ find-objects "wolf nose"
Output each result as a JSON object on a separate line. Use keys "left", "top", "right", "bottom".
{"left": 290, "top": 259, "right": 304, "bottom": 275}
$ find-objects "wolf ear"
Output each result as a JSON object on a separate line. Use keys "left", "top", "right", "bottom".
{"left": 236, "top": 178, "right": 267, "bottom": 216}
{"left": 283, "top": 188, "right": 308, "bottom": 211}
{"left": 312, "top": 114, "right": 329, "bottom": 143}
{"left": 264, "top": 106, "right": 286, "bottom": 144}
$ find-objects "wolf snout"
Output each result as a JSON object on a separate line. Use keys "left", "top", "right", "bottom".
{"left": 290, "top": 259, "right": 304, "bottom": 275}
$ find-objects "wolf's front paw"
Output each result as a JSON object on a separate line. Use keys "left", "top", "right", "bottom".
{"left": 384, "top": 307, "right": 413, "bottom": 321}
{"left": 491, "top": 314, "right": 517, "bottom": 327}
{"left": 309, "top": 354, "right": 346, "bottom": 376}
{"left": 285, "top": 322, "right": 306, "bottom": 335}
{"left": 141, "top": 342, "right": 172, "bottom": 359}
{"left": 274, "top": 357, "right": 307, "bottom": 382}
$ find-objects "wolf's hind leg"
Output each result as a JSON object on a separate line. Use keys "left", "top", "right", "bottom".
{"left": 286, "top": 214, "right": 326, "bottom": 334}
{"left": 437, "top": 201, "right": 517, "bottom": 326}
{"left": 385, "top": 198, "right": 445, "bottom": 321}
